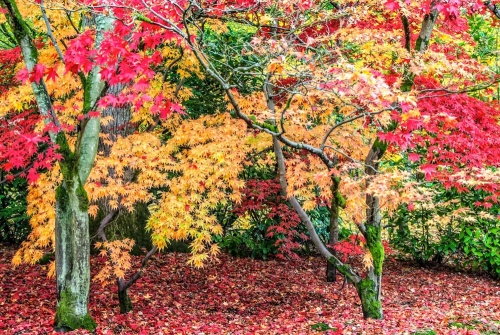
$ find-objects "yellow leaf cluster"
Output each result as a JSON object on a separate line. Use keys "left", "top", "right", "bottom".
{"left": 87, "top": 132, "right": 169, "bottom": 212}
{"left": 147, "top": 114, "right": 270, "bottom": 267}
{"left": 13, "top": 166, "right": 61, "bottom": 267}
{"left": 94, "top": 239, "right": 135, "bottom": 286}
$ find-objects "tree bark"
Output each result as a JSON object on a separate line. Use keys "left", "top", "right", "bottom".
{"left": 54, "top": 175, "right": 95, "bottom": 331}
{"left": 117, "top": 278, "right": 133, "bottom": 314}
{"left": 1, "top": 2, "right": 114, "bottom": 330}
{"left": 361, "top": 138, "right": 387, "bottom": 319}
{"left": 326, "top": 176, "right": 343, "bottom": 282}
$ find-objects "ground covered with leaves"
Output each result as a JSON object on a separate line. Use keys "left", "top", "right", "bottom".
{"left": 0, "top": 246, "right": 499, "bottom": 335}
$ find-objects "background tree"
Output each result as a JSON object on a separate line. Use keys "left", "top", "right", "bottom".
{"left": 108, "top": 0, "right": 500, "bottom": 319}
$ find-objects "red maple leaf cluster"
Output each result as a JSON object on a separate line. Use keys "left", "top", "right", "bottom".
{"left": 233, "top": 179, "right": 306, "bottom": 260}
{"left": 0, "top": 110, "right": 61, "bottom": 183}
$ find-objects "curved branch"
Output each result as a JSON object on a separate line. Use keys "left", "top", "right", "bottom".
{"left": 273, "top": 136, "right": 360, "bottom": 284}
{"left": 40, "top": 0, "right": 65, "bottom": 62}
{"left": 320, "top": 107, "right": 395, "bottom": 150}
{"left": 484, "top": 1, "right": 500, "bottom": 19}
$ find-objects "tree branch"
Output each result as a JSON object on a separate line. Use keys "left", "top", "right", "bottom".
{"left": 273, "top": 136, "right": 360, "bottom": 284}
{"left": 40, "top": 0, "right": 65, "bottom": 63}
{"left": 484, "top": 1, "right": 500, "bottom": 19}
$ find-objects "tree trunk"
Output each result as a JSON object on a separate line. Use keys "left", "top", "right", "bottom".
{"left": 356, "top": 275, "right": 382, "bottom": 319}
{"left": 54, "top": 176, "right": 95, "bottom": 331}
{"left": 326, "top": 176, "right": 343, "bottom": 282}
{"left": 360, "top": 139, "right": 387, "bottom": 320}
{"left": 361, "top": 195, "right": 384, "bottom": 319}
{"left": 118, "top": 289, "right": 133, "bottom": 314}
{"left": 117, "top": 279, "right": 133, "bottom": 314}
{"left": 1, "top": 3, "right": 115, "bottom": 330}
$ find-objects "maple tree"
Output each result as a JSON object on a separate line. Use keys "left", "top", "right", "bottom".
{"left": 0, "top": 0, "right": 184, "bottom": 329}
{"left": 94, "top": 0, "right": 500, "bottom": 320}
{"left": 2, "top": 0, "right": 500, "bottom": 331}
{"left": 0, "top": 0, "right": 114, "bottom": 328}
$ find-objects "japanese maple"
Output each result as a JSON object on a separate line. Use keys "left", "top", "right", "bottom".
{"left": 98, "top": 0, "right": 500, "bottom": 320}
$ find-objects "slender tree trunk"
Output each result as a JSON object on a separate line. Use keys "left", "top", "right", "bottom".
{"left": 273, "top": 136, "right": 384, "bottom": 319}
{"left": 117, "top": 278, "right": 133, "bottom": 314}
{"left": 360, "top": 194, "right": 384, "bottom": 319}
{"left": 355, "top": 7, "right": 441, "bottom": 318}
{"left": 96, "top": 209, "right": 157, "bottom": 314}
{"left": 326, "top": 176, "right": 343, "bottom": 282}
{"left": 360, "top": 139, "right": 387, "bottom": 319}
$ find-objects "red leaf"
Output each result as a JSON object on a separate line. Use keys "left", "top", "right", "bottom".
{"left": 31, "top": 64, "right": 46, "bottom": 83}
{"left": 408, "top": 153, "right": 420, "bottom": 162}
{"left": 26, "top": 168, "right": 39, "bottom": 184}
{"left": 384, "top": 0, "right": 400, "bottom": 10}
{"left": 16, "top": 68, "right": 30, "bottom": 84}
{"left": 45, "top": 66, "right": 59, "bottom": 82}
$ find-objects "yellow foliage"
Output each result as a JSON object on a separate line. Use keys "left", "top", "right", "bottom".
{"left": 147, "top": 114, "right": 270, "bottom": 267}
{"left": 94, "top": 239, "right": 135, "bottom": 286}
{"left": 13, "top": 166, "right": 61, "bottom": 266}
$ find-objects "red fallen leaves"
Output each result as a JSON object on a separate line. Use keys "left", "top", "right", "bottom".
{"left": 1, "top": 246, "right": 499, "bottom": 334}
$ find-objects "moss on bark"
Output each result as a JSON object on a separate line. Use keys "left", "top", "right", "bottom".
{"left": 55, "top": 185, "right": 69, "bottom": 210}
{"left": 75, "top": 183, "right": 89, "bottom": 211}
{"left": 356, "top": 278, "right": 382, "bottom": 319}
{"left": 366, "top": 225, "right": 384, "bottom": 275}
{"left": 55, "top": 290, "right": 96, "bottom": 332}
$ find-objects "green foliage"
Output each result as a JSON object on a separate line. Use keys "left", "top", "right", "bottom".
{"left": 387, "top": 183, "right": 500, "bottom": 278}
{"left": 411, "top": 329, "right": 437, "bottom": 335}
{"left": 215, "top": 223, "right": 280, "bottom": 260}
{"left": 0, "top": 22, "right": 17, "bottom": 49}
{"left": 201, "top": 22, "right": 263, "bottom": 94}
{"left": 307, "top": 206, "right": 353, "bottom": 244}
{"left": 468, "top": 14, "right": 500, "bottom": 101}
{"left": 89, "top": 203, "right": 153, "bottom": 256}
{"left": 310, "top": 322, "right": 337, "bottom": 331}
{"left": 448, "top": 321, "right": 475, "bottom": 330}
{"left": 165, "top": 69, "right": 227, "bottom": 119}
{"left": 468, "top": 15, "right": 499, "bottom": 68}
{"left": 0, "top": 177, "right": 30, "bottom": 244}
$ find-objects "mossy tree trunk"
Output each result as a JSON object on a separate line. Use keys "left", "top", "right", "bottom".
{"left": 359, "top": 198, "right": 384, "bottom": 319}
{"left": 353, "top": 9, "right": 441, "bottom": 319}
{"left": 1, "top": 2, "right": 114, "bottom": 331}
{"left": 326, "top": 176, "right": 344, "bottom": 283}
{"left": 360, "top": 138, "right": 387, "bottom": 319}
{"left": 273, "top": 136, "right": 386, "bottom": 319}
{"left": 54, "top": 175, "right": 95, "bottom": 331}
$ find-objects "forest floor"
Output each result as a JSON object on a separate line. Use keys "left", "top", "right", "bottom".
{"left": 0, "top": 245, "right": 499, "bottom": 335}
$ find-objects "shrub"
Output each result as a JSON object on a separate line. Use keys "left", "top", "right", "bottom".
{"left": 0, "top": 177, "right": 30, "bottom": 244}
{"left": 216, "top": 179, "right": 304, "bottom": 260}
{"left": 387, "top": 184, "right": 500, "bottom": 278}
